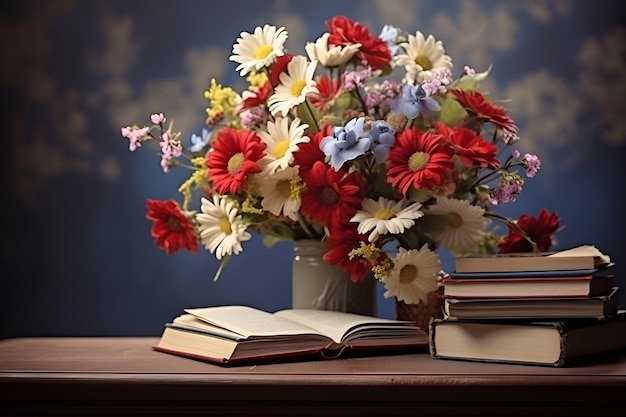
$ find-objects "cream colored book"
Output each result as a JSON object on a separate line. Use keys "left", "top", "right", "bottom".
{"left": 454, "top": 245, "right": 611, "bottom": 273}
{"left": 153, "top": 305, "right": 428, "bottom": 364}
{"left": 430, "top": 310, "right": 626, "bottom": 367}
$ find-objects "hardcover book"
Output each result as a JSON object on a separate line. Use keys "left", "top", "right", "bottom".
{"left": 443, "top": 287, "right": 619, "bottom": 320}
{"left": 454, "top": 245, "right": 611, "bottom": 273}
{"left": 153, "top": 305, "right": 428, "bottom": 365}
{"left": 442, "top": 274, "right": 614, "bottom": 299}
{"left": 429, "top": 310, "right": 626, "bottom": 367}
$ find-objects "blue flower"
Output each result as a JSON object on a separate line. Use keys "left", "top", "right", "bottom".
{"left": 189, "top": 128, "right": 211, "bottom": 153}
{"left": 379, "top": 25, "right": 404, "bottom": 57}
{"left": 391, "top": 84, "right": 441, "bottom": 120}
{"left": 320, "top": 117, "right": 371, "bottom": 171}
{"left": 368, "top": 120, "right": 396, "bottom": 164}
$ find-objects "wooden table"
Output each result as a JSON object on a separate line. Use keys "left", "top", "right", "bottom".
{"left": 1, "top": 337, "right": 625, "bottom": 416}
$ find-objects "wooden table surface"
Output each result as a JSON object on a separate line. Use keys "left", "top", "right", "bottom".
{"left": 1, "top": 337, "right": 625, "bottom": 416}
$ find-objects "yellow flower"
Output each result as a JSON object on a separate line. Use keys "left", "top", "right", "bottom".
{"left": 204, "top": 79, "right": 240, "bottom": 120}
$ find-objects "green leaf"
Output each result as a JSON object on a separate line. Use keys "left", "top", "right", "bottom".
{"left": 407, "top": 187, "right": 432, "bottom": 203}
{"left": 439, "top": 94, "right": 466, "bottom": 126}
{"left": 296, "top": 101, "right": 319, "bottom": 134}
{"left": 450, "top": 64, "right": 492, "bottom": 90}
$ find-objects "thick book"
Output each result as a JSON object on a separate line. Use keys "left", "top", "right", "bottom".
{"left": 443, "top": 287, "right": 620, "bottom": 320}
{"left": 442, "top": 274, "right": 614, "bottom": 299}
{"left": 153, "top": 305, "right": 428, "bottom": 365}
{"left": 454, "top": 245, "right": 611, "bottom": 273}
{"left": 429, "top": 311, "right": 626, "bottom": 367}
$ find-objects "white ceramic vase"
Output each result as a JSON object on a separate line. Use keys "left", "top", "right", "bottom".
{"left": 292, "top": 239, "right": 376, "bottom": 316}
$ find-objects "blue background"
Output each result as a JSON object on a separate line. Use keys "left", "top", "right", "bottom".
{"left": 1, "top": 0, "right": 625, "bottom": 339}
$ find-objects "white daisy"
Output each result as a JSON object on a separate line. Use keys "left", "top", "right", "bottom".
{"left": 383, "top": 245, "right": 441, "bottom": 305}
{"left": 229, "top": 24, "right": 288, "bottom": 76}
{"left": 305, "top": 33, "right": 361, "bottom": 67}
{"left": 268, "top": 55, "right": 319, "bottom": 117}
{"left": 257, "top": 166, "right": 303, "bottom": 221}
{"left": 394, "top": 31, "right": 453, "bottom": 84}
{"left": 196, "top": 195, "right": 252, "bottom": 260}
{"left": 258, "top": 117, "right": 310, "bottom": 173}
{"left": 423, "top": 197, "right": 489, "bottom": 255}
{"left": 351, "top": 197, "right": 424, "bottom": 242}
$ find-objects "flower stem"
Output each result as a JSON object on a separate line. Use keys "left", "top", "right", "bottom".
{"left": 484, "top": 212, "right": 539, "bottom": 253}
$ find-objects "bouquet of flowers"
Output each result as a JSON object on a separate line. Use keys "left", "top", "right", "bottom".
{"left": 121, "top": 15, "right": 561, "bottom": 306}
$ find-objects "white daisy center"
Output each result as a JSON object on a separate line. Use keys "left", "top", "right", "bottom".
{"left": 374, "top": 208, "right": 395, "bottom": 220}
{"left": 447, "top": 212, "right": 463, "bottom": 229}
{"left": 399, "top": 264, "right": 418, "bottom": 284}
{"left": 290, "top": 79, "right": 307, "bottom": 97}
{"left": 227, "top": 152, "right": 245, "bottom": 174}
{"left": 408, "top": 151, "right": 430, "bottom": 172}
{"left": 219, "top": 216, "right": 232, "bottom": 234}
{"left": 255, "top": 45, "right": 273, "bottom": 60}
{"left": 273, "top": 140, "right": 289, "bottom": 159}
{"left": 414, "top": 55, "right": 432, "bottom": 71}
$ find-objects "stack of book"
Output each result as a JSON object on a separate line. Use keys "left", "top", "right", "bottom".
{"left": 429, "top": 245, "right": 626, "bottom": 367}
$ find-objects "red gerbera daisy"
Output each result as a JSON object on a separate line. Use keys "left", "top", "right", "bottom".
{"left": 146, "top": 199, "right": 199, "bottom": 254}
{"left": 269, "top": 53, "right": 294, "bottom": 87}
{"left": 436, "top": 122, "right": 501, "bottom": 169}
{"left": 300, "top": 160, "right": 365, "bottom": 228}
{"left": 310, "top": 74, "right": 344, "bottom": 112}
{"left": 207, "top": 126, "right": 266, "bottom": 195}
{"left": 386, "top": 128, "right": 455, "bottom": 196}
{"left": 326, "top": 15, "right": 391, "bottom": 71}
{"left": 450, "top": 88, "right": 518, "bottom": 135}
{"left": 323, "top": 223, "right": 380, "bottom": 283}
{"left": 292, "top": 124, "right": 331, "bottom": 173}
{"left": 498, "top": 208, "right": 562, "bottom": 253}
{"left": 238, "top": 80, "right": 272, "bottom": 112}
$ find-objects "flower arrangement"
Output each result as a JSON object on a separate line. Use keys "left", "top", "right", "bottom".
{"left": 121, "top": 15, "right": 561, "bottom": 306}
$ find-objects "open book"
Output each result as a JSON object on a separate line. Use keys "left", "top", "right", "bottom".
{"left": 153, "top": 305, "right": 428, "bottom": 364}
{"left": 454, "top": 245, "right": 612, "bottom": 273}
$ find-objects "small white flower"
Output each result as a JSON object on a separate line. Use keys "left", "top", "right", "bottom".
{"left": 394, "top": 31, "right": 453, "bottom": 84}
{"left": 305, "top": 33, "right": 361, "bottom": 67}
{"left": 351, "top": 197, "right": 424, "bottom": 242}
{"left": 229, "top": 24, "right": 288, "bottom": 76}
{"left": 383, "top": 245, "right": 441, "bottom": 305}
{"left": 196, "top": 195, "right": 252, "bottom": 260}
{"left": 268, "top": 55, "right": 319, "bottom": 117}
{"left": 423, "top": 197, "right": 489, "bottom": 255}
{"left": 257, "top": 166, "right": 303, "bottom": 221}
{"left": 258, "top": 117, "right": 310, "bottom": 173}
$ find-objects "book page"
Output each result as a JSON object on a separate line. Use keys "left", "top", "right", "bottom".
{"left": 184, "top": 306, "right": 327, "bottom": 338}
{"left": 274, "top": 309, "right": 408, "bottom": 344}
{"left": 548, "top": 245, "right": 611, "bottom": 264}
{"left": 172, "top": 314, "right": 246, "bottom": 340}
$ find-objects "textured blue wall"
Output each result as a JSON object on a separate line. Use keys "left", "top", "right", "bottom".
{"left": 1, "top": 0, "right": 625, "bottom": 338}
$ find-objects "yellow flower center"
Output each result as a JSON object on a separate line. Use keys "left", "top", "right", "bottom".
{"left": 408, "top": 151, "right": 430, "bottom": 172}
{"left": 374, "top": 208, "right": 395, "bottom": 220}
{"left": 255, "top": 45, "right": 273, "bottom": 60}
{"left": 219, "top": 216, "right": 232, "bottom": 234}
{"left": 276, "top": 179, "right": 291, "bottom": 198}
{"left": 399, "top": 264, "right": 418, "bottom": 284}
{"left": 290, "top": 79, "right": 307, "bottom": 97}
{"left": 447, "top": 212, "right": 463, "bottom": 229}
{"left": 273, "top": 140, "right": 289, "bottom": 159}
{"left": 227, "top": 152, "right": 245, "bottom": 175}
{"left": 414, "top": 55, "right": 432, "bottom": 71}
